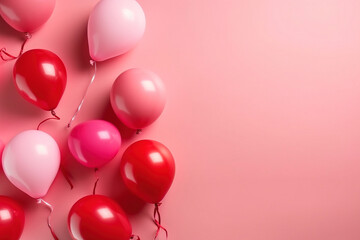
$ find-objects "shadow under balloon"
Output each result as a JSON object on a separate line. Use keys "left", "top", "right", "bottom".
{"left": 0, "top": 73, "right": 43, "bottom": 118}
{"left": 100, "top": 99, "right": 141, "bottom": 143}
{"left": 71, "top": 20, "right": 91, "bottom": 71}
{"left": 0, "top": 170, "right": 35, "bottom": 209}
{"left": 0, "top": 17, "right": 23, "bottom": 42}
{"left": 107, "top": 172, "right": 147, "bottom": 216}
{"left": 58, "top": 139, "right": 90, "bottom": 190}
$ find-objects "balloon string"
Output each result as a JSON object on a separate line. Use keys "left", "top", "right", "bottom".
{"left": 93, "top": 168, "right": 99, "bottom": 195}
{"left": 153, "top": 203, "right": 168, "bottom": 240}
{"left": 37, "top": 110, "right": 60, "bottom": 130}
{"left": 67, "top": 60, "right": 97, "bottom": 128}
{"left": 60, "top": 166, "right": 74, "bottom": 189}
{"left": 131, "top": 235, "right": 141, "bottom": 240}
{"left": 37, "top": 199, "right": 59, "bottom": 240}
{"left": 0, "top": 32, "right": 31, "bottom": 61}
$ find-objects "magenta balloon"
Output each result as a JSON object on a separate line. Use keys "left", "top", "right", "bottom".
{"left": 68, "top": 120, "right": 121, "bottom": 168}
{"left": 87, "top": 0, "right": 146, "bottom": 61}
{"left": 2, "top": 130, "right": 60, "bottom": 199}
{"left": 110, "top": 68, "right": 166, "bottom": 129}
{"left": 0, "top": 0, "right": 56, "bottom": 33}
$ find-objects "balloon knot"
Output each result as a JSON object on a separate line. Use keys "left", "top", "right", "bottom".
{"left": 131, "top": 234, "right": 141, "bottom": 240}
{"left": 25, "top": 32, "right": 32, "bottom": 39}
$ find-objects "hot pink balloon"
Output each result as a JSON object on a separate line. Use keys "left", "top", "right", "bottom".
{"left": 2, "top": 130, "right": 60, "bottom": 199}
{"left": 68, "top": 120, "right": 121, "bottom": 168}
{"left": 88, "top": 0, "right": 146, "bottom": 61}
{"left": 0, "top": 0, "right": 56, "bottom": 33}
{"left": 110, "top": 68, "right": 166, "bottom": 129}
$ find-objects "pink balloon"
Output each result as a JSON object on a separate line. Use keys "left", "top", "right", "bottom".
{"left": 88, "top": 0, "right": 146, "bottom": 61}
{"left": 110, "top": 68, "right": 166, "bottom": 129}
{"left": 68, "top": 120, "right": 121, "bottom": 168}
{"left": 0, "top": 0, "right": 56, "bottom": 33}
{"left": 2, "top": 130, "right": 60, "bottom": 199}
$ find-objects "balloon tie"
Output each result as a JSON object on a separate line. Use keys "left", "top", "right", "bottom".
{"left": 0, "top": 32, "right": 31, "bottom": 61}
{"left": 93, "top": 168, "right": 99, "bottom": 195}
{"left": 153, "top": 203, "right": 168, "bottom": 240}
{"left": 131, "top": 235, "right": 141, "bottom": 240}
{"left": 60, "top": 166, "right": 74, "bottom": 189}
{"left": 37, "top": 110, "right": 60, "bottom": 130}
{"left": 67, "top": 60, "right": 97, "bottom": 128}
{"left": 37, "top": 199, "right": 59, "bottom": 240}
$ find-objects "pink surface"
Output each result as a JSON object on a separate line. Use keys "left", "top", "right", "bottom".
{"left": 1, "top": 0, "right": 360, "bottom": 239}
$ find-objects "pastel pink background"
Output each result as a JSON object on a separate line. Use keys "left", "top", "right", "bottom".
{"left": 1, "top": 0, "right": 360, "bottom": 239}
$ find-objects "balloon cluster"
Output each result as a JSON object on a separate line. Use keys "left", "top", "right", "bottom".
{"left": 0, "top": 0, "right": 175, "bottom": 239}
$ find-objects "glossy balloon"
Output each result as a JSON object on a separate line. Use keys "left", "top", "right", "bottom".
{"left": 0, "top": 0, "right": 55, "bottom": 33}
{"left": 68, "top": 120, "right": 121, "bottom": 168}
{"left": 68, "top": 195, "right": 132, "bottom": 240}
{"left": 120, "top": 140, "right": 175, "bottom": 203}
{"left": 88, "top": 0, "right": 146, "bottom": 61}
{"left": 2, "top": 130, "right": 60, "bottom": 199}
{"left": 0, "top": 196, "right": 25, "bottom": 240}
{"left": 13, "top": 49, "right": 67, "bottom": 111}
{"left": 110, "top": 69, "right": 166, "bottom": 129}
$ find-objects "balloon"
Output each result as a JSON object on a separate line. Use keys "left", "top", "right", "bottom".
{"left": 68, "top": 120, "right": 121, "bottom": 168}
{"left": 120, "top": 140, "right": 175, "bottom": 203}
{"left": 0, "top": 0, "right": 55, "bottom": 33}
{"left": 68, "top": 195, "right": 132, "bottom": 240}
{"left": 13, "top": 49, "right": 67, "bottom": 111}
{"left": 0, "top": 196, "right": 25, "bottom": 240}
{"left": 110, "top": 69, "right": 166, "bottom": 129}
{"left": 88, "top": 0, "right": 146, "bottom": 61}
{"left": 2, "top": 130, "right": 60, "bottom": 199}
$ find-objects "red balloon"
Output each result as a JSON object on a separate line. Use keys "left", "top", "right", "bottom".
{"left": 0, "top": 196, "right": 25, "bottom": 240}
{"left": 120, "top": 140, "right": 175, "bottom": 204}
{"left": 13, "top": 49, "right": 67, "bottom": 111}
{"left": 68, "top": 195, "right": 132, "bottom": 240}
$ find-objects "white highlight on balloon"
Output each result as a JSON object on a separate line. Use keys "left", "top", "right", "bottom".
{"left": 71, "top": 139, "right": 87, "bottom": 164}
{"left": 36, "top": 144, "right": 48, "bottom": 155}
{"left": 42, "top": 63, "right": 56, "bottom": 77}
{"left": 0, "top": 209, "right": 11, "bottom": 221}
{"left": 97, "top": 207, "right": 114, "bottom": 219}
{"left": 97, "top": 131, "right": 111, "bottom": 140}
{"left": 70, "top": 213, "right": 82, "bottom": 239}
{"left": 141, "top": 80, "right": 156, "bottom": 92}
{"left": 115, "top": 96, "right": 131, "bottom": 114}
{"left": 124, "top": 163, "right": 136, "bottom": 183}
{"left": 122, "top": 8, "right": 135, "bottom": 21}
{"left": 0, "top": 5, "right": 20, "bottom": 21}
{"left": 149, "top": 152, "right": 163, "bottom": 164}
{"left": 15, "top": 75, "right": 37, "bottom": 101}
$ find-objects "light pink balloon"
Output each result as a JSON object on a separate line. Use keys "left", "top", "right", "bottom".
{"left": 88, "top": 0, "right": 146, "bottom": 61}
{"left": 68, "top": 120, "right": 121, "bottom": 168}
{"left": 2, "top": 130, "right": 60, "bottom": 199}
{"left": 110, "top": 68, "right": 166, "bottom": 129}
{"left": 0, "top": 0, "right": 56, "bottom": 33}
